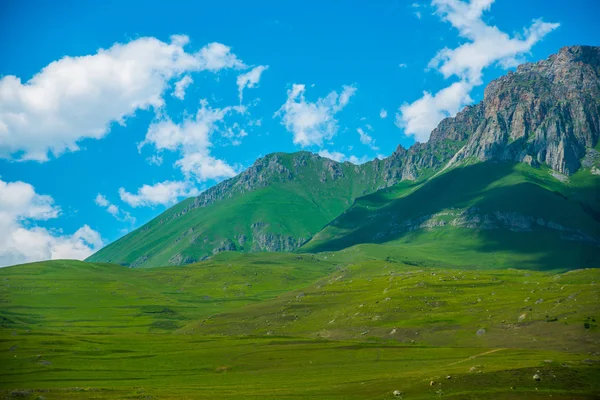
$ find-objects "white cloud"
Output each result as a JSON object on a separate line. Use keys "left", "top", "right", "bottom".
{"left": 196, "top": 42, "right": 246, "bottom": 71}
{"left": 397, "top": 80, "right": 473, "bottom": 142}
{"left": 357, "top": 127, "right": 379, "bottom": 151}
{"left": 411, "top": 3, "right": 423, "bottom": 19}
{"left": 318, "top": 149, "right": 370, "bottom": 165}
{"left": 398, "top": 63, "right": 408, "bottom": 68}
{"left": 237, "top": 65, "right": 269, "bottom": 102}
{"left": 275, "top": 84, "right": 356, "bottom": 147}
{"left": 106, "top": 204, "right": 119, "bottom": 216}
{"left": 95, "top": 193, "right": 109, "bottom": 207}
{"left": 119, "top": 180, "right": 200, "bottom": 207}
{"left": 94, "top": 193, "right": 135, "bottom": 223}
{"left": 348, "top": 155, "right": 370, "bottom": 165}
{"left": 318, "top": 150, "right": 346, "bottom": 163}
{"left": 397, "top": 0, "right": 558, "bottom": 141}
{"left": 0, "top": 35, "right": 246, "bottom": 162}
{"left": 147, "top": 154, "right": 163, "bottom": 166}
{"left": 141, "top": 99, "right": 241, "bottom": 181}
{"left": 0, "top": 179, "right": 103, "bottom": 267}
{"left": 172, "top": 75, "right": 193, "bottom": 100}
{"left": 379, "top": 109, "right": 388, "bottom": 119}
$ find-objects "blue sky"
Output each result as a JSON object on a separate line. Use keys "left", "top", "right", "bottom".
{"left": 0, "top": 0, "right": 598, "bottom": 266}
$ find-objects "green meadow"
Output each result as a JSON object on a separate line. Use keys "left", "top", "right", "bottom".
{"left": 1, "top": 252, "right": 599, "bottom": 399}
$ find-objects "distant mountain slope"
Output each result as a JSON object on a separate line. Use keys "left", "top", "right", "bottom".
{"left": 88, "top": 152, "right": 387, "bottom": 267}
{"left": 88, "top": 46, "right": 600, "bottom": 268}
{"left": 302, "top": 162, "right": 600, "bottom": 270}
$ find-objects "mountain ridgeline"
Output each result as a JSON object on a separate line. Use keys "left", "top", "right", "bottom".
{"left": 88, "top": 46, "right": 600, "bottom": 269}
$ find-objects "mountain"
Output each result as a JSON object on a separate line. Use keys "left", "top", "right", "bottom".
{"left": 88, "top": 45, "right": 600, "bottom": 269}
{"left": 87, "top": 152, "right": 389, "bottom": 267}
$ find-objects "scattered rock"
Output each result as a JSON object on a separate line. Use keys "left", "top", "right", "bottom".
{"left": 476, "top": 328, "right": 486, "bottom": 336}
{"left": 469, "top": 365, "right": 483, "bottom": 373}
{"left": 582, "top": 359, "right": 599, "bottom": 364}
{"left": 533, "top": 373, "right": 541, "bottom": 381}
{"left": 393, "top": 390, "right": 403, "bottom": 396}
{"left": 446, "top": 375, "right": 452, "bottom": 379}
{"left": 518, "top": 313, "right": 527, "bottom": 322}
{"left": 430, "top": 381, "right": 435, "bottom": 386}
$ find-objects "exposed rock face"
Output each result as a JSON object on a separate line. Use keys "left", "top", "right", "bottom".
{"left": 376, "top": 46, "right": 600, "bottom": 181}
{"left": 250, "top": 222, "right": 309, "bottom": 252}
{"left": 212, "top": 239, "right": 237, "bottom": 255}
{"left": 373, "top": 207, "right": 599, "bottom": 245}
{"left": 168, "top": 253, "right": 196, "bottom": 266}
{"left": 452, "top": 46, "right": 600, "bottom": 175}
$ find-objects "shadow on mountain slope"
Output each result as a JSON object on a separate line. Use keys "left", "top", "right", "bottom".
{"left": 302, "top": 162, "right": 600, "bottom": 271}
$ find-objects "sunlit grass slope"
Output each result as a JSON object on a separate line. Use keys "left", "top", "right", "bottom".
{"left": 87, "top": 152, "right": 385, "bottom": 268}
{"left": 0, "top": 253, "right": 336, "bottom": 334}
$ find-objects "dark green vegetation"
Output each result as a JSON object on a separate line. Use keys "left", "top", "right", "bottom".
{"left": 1, "top": 257, "right": 599, "bottom": 399}
{"left": 304, "top": 162, "right": 600, "bottom": 271}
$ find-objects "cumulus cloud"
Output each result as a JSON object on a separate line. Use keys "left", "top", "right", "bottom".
{"left": 397, "top": 0, "right": 559, "bottom": 141}
{"left": 318, "top": 150, "right": 346, "bottom": 163}
{"left": 357, "top": 127, "right": 379, "bottom": 151}
{"left": 318, "top": 149, "right": 370, "bottom": 165}
{"left": 397, "top": 81, "right": 473, "bottom": 142}
{"left": 172, "top": 75, "right": 193, "bottom": 100}
{"left": 275, "top": 84, "right": 356, "bottom": 147}
{"left": 119, "top": 180, "right": 200, "bottom": 207}
{"left": 237, "top": 65, "right": 269, "bottom": 102}
{"left": 0, "top": 35, "right": 246, "bottom": 161}
{"left": 348, "top": 155, "right": 370, "bottom": 165}
{"left": 0, "top": 179, "right": 103, "bottom": 267}
{"left": 140, "top": 99, "right": 242, "bottom": 181}
{"left": 379, "top": 109, "right": 388, "bottom": 119}
{"left": 94, "top": 193, "right": 110, "bottom": 207}
{"left": 94, "top": 193, "right": 135, "bottom": 223}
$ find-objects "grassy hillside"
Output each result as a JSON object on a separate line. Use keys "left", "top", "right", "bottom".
{"left": 0, "top": 254, "right": 336, "bottom": 334}
{"left": 303, "top": 162, "right": 600, "bottom": 271}
{"left": 185, "top": 259, "right": 600, "bottom": 351}
{"left": 87, "top": 152, "right": 385, "bottom": 268}
{"left": 1, "top": 256, "right": 599, "bottom": 399}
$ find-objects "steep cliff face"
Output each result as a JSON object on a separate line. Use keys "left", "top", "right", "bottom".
{"left": 449, "top": 46, "right": 600, "bottom": 175}
{"left": 375, "top": 46, "right": 600, "bottom": 183}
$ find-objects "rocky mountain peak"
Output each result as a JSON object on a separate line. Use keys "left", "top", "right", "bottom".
{"left": 443, "top": 45, "right": 600, "bottom": 175}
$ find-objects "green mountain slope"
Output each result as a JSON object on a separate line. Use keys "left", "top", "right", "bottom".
{"left": 86, "top": 46, "right": 599, "bottom": 269}
{"left": 302, "top": 162, "right": 600, "bottom": 270}
{"left": 87, "top": 152, "right": 388, "bottom": 267}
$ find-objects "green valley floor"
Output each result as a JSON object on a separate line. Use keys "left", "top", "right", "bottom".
{"left": 1, "top": 252, "right": 599, "bottom": 399}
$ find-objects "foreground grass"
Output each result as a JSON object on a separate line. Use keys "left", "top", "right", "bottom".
{"left": 2, "top": 334, "right": 599, "bottom": 399}
{"left": 1, "top": 254, "right": 599, "bottom": 398}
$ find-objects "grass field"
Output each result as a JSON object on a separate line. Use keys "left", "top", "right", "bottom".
{"left": 1, "top": 253, "right": 599, "bottom": 399}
